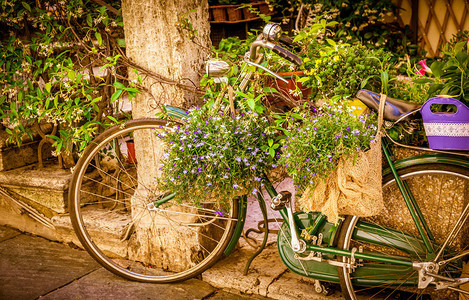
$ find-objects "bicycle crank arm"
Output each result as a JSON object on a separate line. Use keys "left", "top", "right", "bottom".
{"left": 285, "top": 201, "right": 306, "bottom": 253}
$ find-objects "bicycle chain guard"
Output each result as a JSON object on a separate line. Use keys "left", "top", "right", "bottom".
{"left": 277, "top": 211, "right": 341, "bottom": 281}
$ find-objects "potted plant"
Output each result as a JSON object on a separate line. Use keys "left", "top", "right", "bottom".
{"left": 278, "top": 97, "right": 378, "bottom": 193}
{"left": 158, "top": 104, "right": 278, "bottom": 208}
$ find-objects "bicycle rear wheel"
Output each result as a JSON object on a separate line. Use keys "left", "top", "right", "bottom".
{"left": 69, "top": 118, "right": 240, "bottom": 283}
{"left": 337, "top": 163, "right": 469, "bottom": 299}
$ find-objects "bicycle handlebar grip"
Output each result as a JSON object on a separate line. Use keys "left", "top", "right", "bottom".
{"left": 279, "top": 35, "right": 294, "bottom": 46}
{"left": 272, "top": 45, "right": 302, "bottom": 66}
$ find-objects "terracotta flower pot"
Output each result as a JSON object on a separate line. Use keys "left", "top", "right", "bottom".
{"left": 243, "top": 6, "right": 258, "bottom": 20}
{"left": 126, "top": 140, "right": 137, "bottom": 164}
{"left": 226, "top": 7, "right": 243, "bottom": 21}
{"left": 211, "top": 7, "right": 227, "bottom": 22}
{"left": 274, "top": 71, "right": 312, "bottom": 100}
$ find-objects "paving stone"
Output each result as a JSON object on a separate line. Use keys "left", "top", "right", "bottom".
{"left": 202, "top": 245, "right": 288, "bottom": 297}
{"left": 209, "top": 290, "right": 269, "bottom": 300}
{"left": 41, "top": 268, "right": 216, "bottom": 300}
{"left": 0, "top": 233, "right": 99, "bottom": 300}
{"left": 266, "top": 269, "right": 342, "bottom": 300}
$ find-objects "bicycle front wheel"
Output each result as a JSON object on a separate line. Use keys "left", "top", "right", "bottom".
{"left": 337, "top": 163, "right": 469, "bottom": 299}
{"left": 69, "top": 118, "right": 240, "bottom": 283}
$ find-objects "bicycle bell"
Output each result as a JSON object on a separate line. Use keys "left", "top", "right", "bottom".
{"left": 263, "top": 23, "right": 282, "bottom": 42}
{"left": 205, "top": 59, "right": 230, "bottom": 78}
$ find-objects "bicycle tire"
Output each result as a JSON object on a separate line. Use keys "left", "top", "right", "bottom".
{"left": 69, "top": 118, "right": 240, "bottom": 283}
{"left": 337, "top": 163, "right": 469, "bottom": 299}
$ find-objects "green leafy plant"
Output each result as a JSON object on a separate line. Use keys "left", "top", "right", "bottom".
{"left": 158, "top": 105, "right": 278, "bottom": 208}
{"left": 279, "top": 96, "right": 377, "bottom": 192}
{"left": 0, "top": 0, "right": 139, "bottom": 164}
{"left": 413, "top": 40, "right": 469, "bottom": 106}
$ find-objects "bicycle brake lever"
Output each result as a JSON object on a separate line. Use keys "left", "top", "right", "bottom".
{"left": 245, "top": 60, "right": 288, "bottom": 84}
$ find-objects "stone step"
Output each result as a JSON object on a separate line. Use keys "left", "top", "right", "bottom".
{"left": 0, "top": 163, "right": 71, "bottom": 215}
{"left": 0, "top": 162, "right": 76, "bottom": 242}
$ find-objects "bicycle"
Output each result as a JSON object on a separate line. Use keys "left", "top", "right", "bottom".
{"left": 69, "top": 23, "right": 469, "bottom": 299}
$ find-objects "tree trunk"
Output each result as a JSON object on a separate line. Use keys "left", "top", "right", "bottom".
{"left": 122, "top": 0, "right": 210, "bottom": 116}
{"left": 121, "top": 0, "right": 211, "bottom": 270}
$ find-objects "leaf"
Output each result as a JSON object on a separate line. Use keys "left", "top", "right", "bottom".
{"left": 10, "top": 102, "right": 17, "bottom": 117}
{"left": 360, "top": 75, "right": 374, "bottom": 89}
{"left": 22, "top": 2, "right": 31, "bottom": 11}
{"left": 113, "top": 81, "right": 126, "bottom": 89}
{"left": 45, "top": 82, "right": 51, "bottom": 93}
{"left": 296, "top": 76, "right": 310, "bottom": 83}
{"left": 110, "top": 89, "right": 123, "bottom": 103}
{"left": 68, "top": 70, "right": 75, "bottom": 81}
{"left": 269, "top": 148, "right": 275, "bottom": 157}
{"left": 268, "top": 139, "right": 273, "bottom": 147}
{"left": 293, "top": 32, "right": 307, "bottom": 43}
{"left": 95, "top": 32, "right": 102, "bottom": 47}
{"left": 262, "top": 87, "right": 278, "bottom": 94}
{"left": 430, "top": 61, "right": 444, "bottom": 78}
{"left": 326, "top": 39, "right": 336, "bottom": 47}
{"left": 116, "top": 39, "right": 126, "bottom": 47}
{"left": 456, "top": 51, "right": 468, "bottom": 65}
{"left": 247, "top": 99, "right": 255, "bottom": 110}
{"left": 255, "top": 105, "right": 264, "bottom": 114}
{"left": 107, "top": 116, "right": 118, "bottom": 123}
{"left": 454, "top": 41, "right": 466, "bottom": 54}
{"left": 86, "top": 14, "right": 93, "bottom": 27}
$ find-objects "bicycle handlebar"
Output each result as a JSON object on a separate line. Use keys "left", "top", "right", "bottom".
{"left": 279, "top": 35, "right": 294, "bottom": 46}
{"left": 249, "top": 40, "right": 302, "bottom": 66}
{"left": 272, "top": 44, "right": 302, "bottom": 66}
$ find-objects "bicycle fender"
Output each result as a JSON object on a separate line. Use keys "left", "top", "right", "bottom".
{"left": 383, "top": 153, "right": 469, "bottom": 177}
{"left": 223, "top": 195, "right": 248, "bottom": 256}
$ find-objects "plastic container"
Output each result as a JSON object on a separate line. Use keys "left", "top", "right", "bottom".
{"left": 420, "top": 97, "right": 469, "bottom": 151}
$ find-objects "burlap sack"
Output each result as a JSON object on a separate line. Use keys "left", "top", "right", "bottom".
{"left": 298, "top": 94, "right": 386, "bottom": 224}
{"left": 299, "top": 136, "right": 384, "bottom": 224}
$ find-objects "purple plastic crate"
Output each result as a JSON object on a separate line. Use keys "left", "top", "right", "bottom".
{"left": 420, "top": 97, "right": 469, "bottom": 151}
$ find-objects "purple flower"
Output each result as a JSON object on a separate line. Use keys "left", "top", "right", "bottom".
{"left": 233, "top": 183, "right": 239, "bottom": 189}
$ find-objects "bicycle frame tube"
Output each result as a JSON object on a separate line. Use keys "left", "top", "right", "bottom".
{"left": 382, "top": 141, "right": 436, "bottom": 256}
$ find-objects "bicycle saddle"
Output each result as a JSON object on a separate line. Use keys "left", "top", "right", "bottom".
{"left": 356, "top": 89, "right": 421, "bottom": 122}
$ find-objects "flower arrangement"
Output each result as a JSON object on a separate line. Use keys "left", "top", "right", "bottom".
{"left": 158, "top": 105, "right": 278, "bottom": 209}
{"left": 278, "top": 96, "right": 378, "bottom": 193}
{"left": 413, "top": 39, "right": 469, "bottom": 106}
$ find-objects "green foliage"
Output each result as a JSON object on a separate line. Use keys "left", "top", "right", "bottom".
{"left": 270, "top": 0, "right": 418, "bottom": 56}
{"left": 0, "top": 0, "right": 135, "bottom": 158}
{"left": 298, "top": 41, "right": 386, "bottom": 100}
{"left": 279, "top": 97, "right": 377, "bottom": 192}
{"left": 415, "top": 40, "right": 469, "bottom": 106}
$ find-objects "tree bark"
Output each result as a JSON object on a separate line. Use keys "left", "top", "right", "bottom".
{"left": 122, "top": 0, "right": 210, "bottom": 116}
{"left": 121, "top": 0, "right": 211, "bottom": 270}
